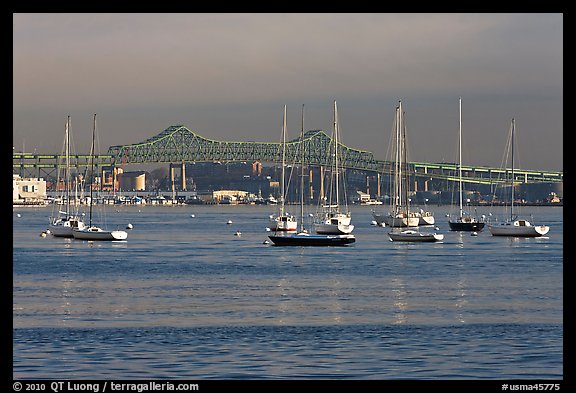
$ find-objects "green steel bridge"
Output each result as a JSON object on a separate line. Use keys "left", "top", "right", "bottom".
{"left": 13, "top": 124, "right": 563, "bottom": 186}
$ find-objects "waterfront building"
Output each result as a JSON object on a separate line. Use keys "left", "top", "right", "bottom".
{"left": 13, "top": 174, "right": 48, "bottom": 205}
{"left": 212, "top": 190, "right": 250, "bottom": 204}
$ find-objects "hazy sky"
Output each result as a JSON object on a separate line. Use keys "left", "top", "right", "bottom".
{"left": 13, "top": 13, "right": 563, "bottom": 171}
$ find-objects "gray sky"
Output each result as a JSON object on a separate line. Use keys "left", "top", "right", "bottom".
{"left": 13, "top": 13, "right": 563, "bottom": 171}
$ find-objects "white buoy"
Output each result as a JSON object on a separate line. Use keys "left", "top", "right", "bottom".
{"left": 190, "top": 214, "right": 195, "bottom": 218}
{"left": 370, "top": 220, "right": 377, "bottom": 226}
{"left": 126, "top": 223, "right": 133, "bottom": 229}
{"left": 471, "top": 231, "right": 478, "bottom": 236}
{"left": 16, "top": 213, "right": 21, "bottom": 218}
{"left": 263, "top": 239, "right": 270, "bottom": 244}
{"left": 265, "top": 227, "right": 271, "bottom": 232}
{"left": 435, "top": 227, "right": 440, "bottom": 231}
{"left": 40, "top": 232, "right": 46, "bottom": 237}
{"left": 234, "top": 230, "right": 241, "bottom": 236}
{"left": 227, "top": 220, "right": 233, "bottom": 224}
{"left": 45, "top": 229, "right": 51, "bottom": 234}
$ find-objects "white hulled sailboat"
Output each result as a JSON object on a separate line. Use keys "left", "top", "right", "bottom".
{"left": 268, "top": 105, "right": 298, "bottom": 232}
{"left": 313, "top": 100, "right": 354, "bottom": 235}
{"left": 488, "top": 119, "right": 549, "bottom": 237}
{"left": 72, "top": 114, "right": 128, "bottom": 241}
{"left": 387, "top": 101, "right": 443, "bottom": 242}
{"left": 268, "top": 105, "right": 355, "bottom": 246}
{"left": 49, "top": 116, "right": 86, "bottom": 237}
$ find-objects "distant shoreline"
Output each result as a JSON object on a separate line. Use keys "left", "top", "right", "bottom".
{"left": 13, "top": 201, "right": 563, "bottom": 208}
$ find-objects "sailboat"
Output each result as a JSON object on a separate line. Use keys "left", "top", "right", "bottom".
{"left": 313, "top": 100, "right": 354, "bottom": 235}
{"left": 268, "top": 105, "right": 298, "bottom": 232}
{"left": 488, "top": 119, "right": 550, "bottom": 237}
{"left": 375, "top": 101, "right": 419, "bottom": 228}
{"left": 387, "top": 101, "right": 443, "bottom": 242}
{"left": 49, "top": 116, "right": 86, "bottom": 237}
{"left": 449, "top": 98, "right": 485, "bottom": 231}
{"left": 414, "top": 209, "right": 435, "bottom": 226}
{"left": 72, "top": 114, "right": 128, "bottom": 241}
{"left": 268, "top": 105, "right": 355, "bottom": 247}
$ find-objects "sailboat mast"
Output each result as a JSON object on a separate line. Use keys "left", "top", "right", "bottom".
{"left": 65, "top": 116, "right": 70, "bottom": 216}
{"left": 458, "top": 98, "right": 463, "bottom": 219}
{"left": 398, "top": 101, "right": 405, "bottom": 215}
{"left": 334, "top": 100, "right": 339, "bottom": 212}
{"left": 88, "top": 114, "right": 96, "bottom": 227}
{"left": 393, "top": 104, "right": 401, "bottom": 215}
{"left": 300, "top": 104, "right": 305, "bottom": 232}
{"left": 510, "top": 118, "right": 515, "bottom": 221}
{"left": 280, "top": 105, "right": 286, "bottom": 217}
{"left": 401, "top": 103, "right": 410, "bottom": 214}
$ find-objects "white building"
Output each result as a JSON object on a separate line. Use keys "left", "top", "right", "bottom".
{"left": 13, "top": 174, "right": 48, "bottom": 205}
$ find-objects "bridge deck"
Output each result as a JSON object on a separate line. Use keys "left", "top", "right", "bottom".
{"left": 13, "top": 125, "right": 563, "bottom": 185}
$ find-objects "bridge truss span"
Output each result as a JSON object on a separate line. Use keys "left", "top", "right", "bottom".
{"left": 13, "top": 124, "right": 562, "bottom": 186}
{"left": 107, "top": 125, "right": 383, "bottom": 172}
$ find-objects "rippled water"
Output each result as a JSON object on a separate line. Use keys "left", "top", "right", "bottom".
{"left": 13, "top": 205, "right": 563, "bottom": 379}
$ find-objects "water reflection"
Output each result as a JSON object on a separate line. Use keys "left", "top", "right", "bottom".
{"left": 59, "top": 278, "right": 74, "bottom": 327}
{"left": 391, "top": 277, "right": 408, "bottom": 325}
{"left": 455, "top": 277, "right": 468, "bottom": 323}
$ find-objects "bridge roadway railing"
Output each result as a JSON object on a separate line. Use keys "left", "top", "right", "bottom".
{"left": 13, "top": 125, "right": 562, "bottom": 185}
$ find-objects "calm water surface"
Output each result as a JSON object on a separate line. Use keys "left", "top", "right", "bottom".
{"left": 13, "top": 204, "right": 563, "bottom": 379}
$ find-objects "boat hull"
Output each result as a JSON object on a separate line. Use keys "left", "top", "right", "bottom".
{"left": 268, "top": 216, "right": 298, "bottom": 231}
{"left": 372, "top": 212, "right": 420, "bottom": 227}
{"left": 269, "top": 226, "right": 298, "bottom": 232}
{"left": 417, "top": 213, "right": 435, "bottom": 226}
{"left": 388, "top": 230, "right": 444, "bottom": 242}
{"left": 50, "top": 218, "right": 86, "bottom": 238}
{"left": 488, "top": 221, "right": 549, "bottom": 237}
{"left": 314, "top": 212, "right": 354, "bottom": 234}
{"left": 50, "top": 225, "right": 75, "bottom": 238}
{"left": 371, "top": 212, "right": 386, "bottom": 226}
{"left": 383, "top": 215, "right": 419, "bottom": 228}
{"left": 314, "top": 223, "right": 354, "bottom": 235}
{"left": 449, "top": 221, "right": 486, "bottom": 231}
{"left": 268, "top": 233, "right": 355, "bottom": 246}
{"left": 73, "top": 227, "right": 128, "bottom": 241}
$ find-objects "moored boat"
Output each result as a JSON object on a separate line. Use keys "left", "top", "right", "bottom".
{"left": 388, "top": 229, "right": 444, "bottom": 242}
{"left": 49, "top": 116, "right": 86, "bottom": 237}
{"left": 415, "top": 210, "right": 435, "bottom": 226}
{"left": 487, "top": 119, "right": 549, "bottom": 237}
{"left": 448, "top": 98, "right": 486, "bottom": 232}
{"left": 268, "top": 104, "right": 355, "bottom": 247}
{"left": 372, "top": 101, "right": 420, "bottom": 228}
{"left": 268, "top": 105, "right": 298, "bottom": 232}
{"left": 269, "top": 232, "right": 355, "bottom": 246}
{"left": 73, "top": 226, "right": 128, "bottom": 241}
{"left": 313, "top": 101, "right": 355, "bottom": 235}
{"left": 489, "top": 220, "right": 549, "bottom": 237}
{"left": 71, "top": 114, "right": 128, "bottom": 242}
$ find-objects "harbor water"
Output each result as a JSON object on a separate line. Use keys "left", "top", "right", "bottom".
{"left": 13, "top": 204, "right": 563, "bottom": 379}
